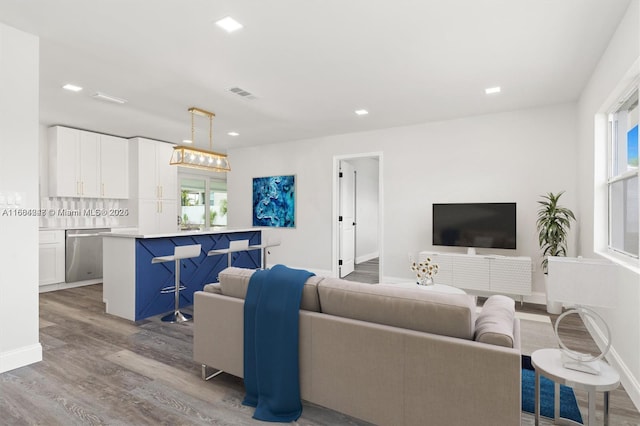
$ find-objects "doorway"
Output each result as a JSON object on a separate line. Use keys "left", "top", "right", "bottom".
{"left": 332, "top": 153, "right": 383, "bottom": 283}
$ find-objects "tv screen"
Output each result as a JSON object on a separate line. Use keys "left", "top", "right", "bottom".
{"left": 432, "top": 203, "right": 516, "bottom": 250}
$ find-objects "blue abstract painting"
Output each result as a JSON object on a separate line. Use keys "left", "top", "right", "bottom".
{"left": 252, "top": 175, "right": 295, "bottom": 227}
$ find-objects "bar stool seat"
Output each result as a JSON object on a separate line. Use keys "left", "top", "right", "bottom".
{"left": 152, "top": 244, "right": 201, "bottom": 323}
{"left": 207, "top": 239, "right": 250, "bottom": 268}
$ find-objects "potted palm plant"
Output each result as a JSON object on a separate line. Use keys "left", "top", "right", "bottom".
{"left": 536, "top": 191, "right": 576, "bottom": 314}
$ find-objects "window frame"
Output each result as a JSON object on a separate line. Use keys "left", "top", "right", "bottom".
{"left": 178, "top": 172, "right": 228, "bottom": 230}
{"left": 606, "top": 85, "right": 639, "bottom": 259}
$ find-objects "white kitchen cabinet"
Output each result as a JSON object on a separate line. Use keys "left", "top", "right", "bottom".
{"left": 156, "top": 142, "right": 177, "bottom": 199}
{"left": 78, "top": 130, "right": 100, "bottom": 197}
{"left": 48, "top": 126, "right": 106, "bottom": 198}
{"left": 136, "top": 138, "right": 158, "bottom": 199}
{"left": 100, "top": 134, "right": 129, "bottom": 198}
{"left": 137, "top": 199, "right": 178, "bottom": 234}
{"left": 129, "top": 137, "right": 178, "bottom": 234}
{"left": 48, "top": 126, "right": 79, "bottom": 197}
{"left": 39, "top": 230, "right": 65, "bottom": 286}
{"left": 157, "top": 198, "right": 178, "bottom": 231}
{"left": 131, "top": 138, "right": 176, "bottom": 200}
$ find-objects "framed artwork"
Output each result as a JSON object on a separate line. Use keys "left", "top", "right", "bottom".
{"left": 252, "top": 175, "right": 296, "bottom": 227}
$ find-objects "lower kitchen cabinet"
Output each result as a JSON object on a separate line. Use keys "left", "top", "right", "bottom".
{"left": 39, "top": 229, "right": 65, "bottom": 286}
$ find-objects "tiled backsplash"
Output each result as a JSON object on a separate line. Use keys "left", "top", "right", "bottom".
{"left": 40, "top": 197, "right": 132, "bottom": 229}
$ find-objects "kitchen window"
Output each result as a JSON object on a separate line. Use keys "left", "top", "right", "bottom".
{"left": 180, "top": 175, "right": 227, "bottom": 230}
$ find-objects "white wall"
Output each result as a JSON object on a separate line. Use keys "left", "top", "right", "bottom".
{"left": 0, "top": 23, "right": 42, "bottom": 373}
{"left": 228, "top": 102, "right": 578, "bottom": 296}
{"left": 576, "top": 0, "right": 640, "bottom": 409}
{"left": 347, "top": 157, "right": 379, "bottom": 263}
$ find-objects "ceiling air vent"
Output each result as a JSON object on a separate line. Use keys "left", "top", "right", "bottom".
{"left": 228, "top": 87, "right": 258, "bottom": 100}
{"left": 91, "top": 92, "right": 127, "bottom": 104}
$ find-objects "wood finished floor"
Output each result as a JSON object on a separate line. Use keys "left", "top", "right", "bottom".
{"left": 343, "top": 258, "right": 379, "bottom": 284}
{"left": 511, "top": 300, "right": 640, "bottom": 426}
{"left": 0, "top": 284, "right": 638, "bottom": 425}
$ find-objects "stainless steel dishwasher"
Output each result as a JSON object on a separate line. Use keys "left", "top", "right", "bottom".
{"left": 65, "top": 228, "right": 111, "bottom": 283}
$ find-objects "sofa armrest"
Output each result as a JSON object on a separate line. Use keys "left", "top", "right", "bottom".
{"left": 512, "top": 317, "right": 521, "bottom": 351}
{"left": 474, "top": 295, "right": 516, "bottom": 348}
{"left": 193, "top": 291, "right": 245, "bottom": 377}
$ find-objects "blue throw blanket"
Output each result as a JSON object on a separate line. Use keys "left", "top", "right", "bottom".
{"left": 242, "top": 264, "right": 315, "bottom": 422}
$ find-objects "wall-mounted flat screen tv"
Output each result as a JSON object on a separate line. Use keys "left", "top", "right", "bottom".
{"left": 432, "top": 203, "right": 516, "bottom": 250}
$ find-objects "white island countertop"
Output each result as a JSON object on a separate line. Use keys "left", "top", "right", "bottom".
{"left": 101, "top": 227, "right": 261, "bottom": 239}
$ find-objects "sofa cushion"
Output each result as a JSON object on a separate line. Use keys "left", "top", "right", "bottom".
{"left": 217, "top": 267, "right": 322, "bottom": 312}
{"left": 317, "top": 279, "right": 477, "bottom": 340}
{"left": 218, "top": 267, "right": 255, "bottom": 298}
{"left": 203, "top": 282, "right": 222, "bottom": 294}
{"left": 474, "top": 295, "right": 515, "bottom": 348}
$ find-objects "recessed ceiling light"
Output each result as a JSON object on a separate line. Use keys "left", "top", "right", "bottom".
{"left": 227, "top": 131, "right": 240, "bottom": 136}
{"left": 182, "top": 139, "right": 193, "bottom": 144}
{"left": 216, "top": 16, "right": 243, "bottom": 33}
{"left": 355, "top": 109, "right": 369, "bottom": 116}
{"left": 62, "top": 83, "right": 83, "bottom": 92}
{"left": 485, "top": 86, "right": 501, "bottom": 95}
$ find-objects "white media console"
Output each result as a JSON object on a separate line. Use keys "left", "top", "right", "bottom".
{"left": 419, "top": 251, "right": 532, "bottom": 300}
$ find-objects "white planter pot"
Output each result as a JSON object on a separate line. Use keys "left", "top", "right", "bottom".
{"left": 544, "top": 273, "right": 563, "bottom": 314}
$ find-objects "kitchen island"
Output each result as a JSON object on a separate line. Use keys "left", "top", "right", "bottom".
{"left": 102, "top": 228, "right": 262, "bottom": 321}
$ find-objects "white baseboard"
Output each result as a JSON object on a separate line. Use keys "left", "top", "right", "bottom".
{"left": 0, "top": 343, "right": 42, "bottom": 373}
{"left": 584, "top": 315, "right": 640, "bottom": 413}
{"left": 356, "top": 252, "right": 379, "bottom": 265}
{"left": 522, "top": 292, "right": 547, "bottom": 305}
{"left": 39, "top": 279, "right": 102, "bottom": 293}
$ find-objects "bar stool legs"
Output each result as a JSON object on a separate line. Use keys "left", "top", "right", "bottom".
{"left": 151, "top": 244, "right": 201, "bottom": 323}
{"left": 161, "top": 257, "right": 192, "bottom": 323}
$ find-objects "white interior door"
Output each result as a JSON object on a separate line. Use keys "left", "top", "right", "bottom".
{"left": 339, "top": 161, "right": 356, "bottom": 277}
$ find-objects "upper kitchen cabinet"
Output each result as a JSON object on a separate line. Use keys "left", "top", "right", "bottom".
{"left": 48, "top": 126, "right": 129, "bottom": 199}
{"left": 129, "top": 137, "right": 178, "bottom": 234}
{"left": 49, "top": 126, "right": 100, "bottom": 197}
{"left": 129, "top": 137, "right": 177, "bottom": 200}
{"left": 100, "top": 134, "right": 129, "bottom": 198}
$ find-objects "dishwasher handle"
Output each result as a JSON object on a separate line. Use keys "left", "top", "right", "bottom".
{"left": 66, "top": 229, "right": 111, "bottom": 238}
{"left": 67, "top": 233, "right": 103, "bottom": 238}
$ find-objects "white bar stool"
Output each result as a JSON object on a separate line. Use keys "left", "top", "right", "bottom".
{"left": 207, "top": 239, "right": 250, "bottom": 268}
{"left": 151, "top": 244, "right": 201, "bottom": 323}
{"left": 226, "top": 239, "right": 249, "bottom": 266}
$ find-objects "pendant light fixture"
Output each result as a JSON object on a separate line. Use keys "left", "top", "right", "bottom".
{"left": 170, "top": 107, "right": 231, "bottom": 172}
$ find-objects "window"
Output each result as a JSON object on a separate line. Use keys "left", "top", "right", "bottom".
{"left": 608, "top": 88, "right": 639, "bottom": 258}
{"left": 179, "top": 176, "right": 227, "bottom": 230}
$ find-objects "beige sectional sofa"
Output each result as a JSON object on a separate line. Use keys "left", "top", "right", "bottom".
{"left": 193, "top": 267, "right": 522, "bottom": 426}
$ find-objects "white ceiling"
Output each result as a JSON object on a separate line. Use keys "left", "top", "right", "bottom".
{"left": 0, "top": 0, "right": 632, "bottom": 151}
